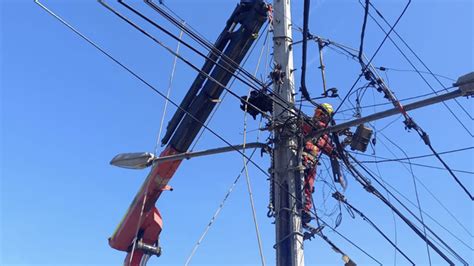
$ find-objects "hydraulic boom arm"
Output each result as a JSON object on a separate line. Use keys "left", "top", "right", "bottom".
{"left": 108, "top": 2, "right": 268, "bottom": 265}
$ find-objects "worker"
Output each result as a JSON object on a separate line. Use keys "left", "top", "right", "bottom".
{"left": 301, "top": 103, "right": 336, "bottom": 226}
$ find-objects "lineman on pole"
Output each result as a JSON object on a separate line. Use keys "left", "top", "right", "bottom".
{"left": 301, "top": 103, "right": 338, "bottom": 226}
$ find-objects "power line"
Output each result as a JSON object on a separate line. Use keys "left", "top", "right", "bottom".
{"left": 362, "top": 1, "right": 474, "bottom": 137}
{"left": 332, "top": 192, "right": 415, "bottom": 265}
{"left": 104, "top": 1, "right": 273, "bottom": 121}
{"left": 190, "top": 22, "right": 270, "bottom": 152}
{"left": 361, "top": 164, "right": 474, "bottom": 250}
{"left": 371, "top": 134, "right": 474, "bottom": 235}
{"left": 367, "top": 1, "right": 473, "bottom": 122}
{"left": 347, "top": 154, "right": 469, "bottom": 265}
{"left": 185, "top": 147, "right": 261, "bottom": 266}
{"left": 356, "top": 146, "right": 474, "bottom": 163}
{"left": 379, "top": 133, "right": 432, "bottom": 264}
{"left": 338, "top": 87, "right": 456, "bottom": 114}
{"left": 35, "top": 0, "right": 272, "bottom": 183}
{"left": 374, "top": 132, "right": 474, "bottom": 238}
{"left": 358, "top": 156, "right": 474, "bottom": 175}
{"left": 376, "top": 66, "right": 455, "bottom": 82}
{"left": 332, "top": 0, "right": 412, "bottom": 116}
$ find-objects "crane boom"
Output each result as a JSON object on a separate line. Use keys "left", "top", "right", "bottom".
{"left": 108, "top": 1, "right": 269, "bottom": 265}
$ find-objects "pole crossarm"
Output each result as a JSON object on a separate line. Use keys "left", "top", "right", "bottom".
{"left": 317, "top": 87, "right": 471, "bottom": 135}
{"left": 152, "top": 142, "right": 268, "bottom": 163}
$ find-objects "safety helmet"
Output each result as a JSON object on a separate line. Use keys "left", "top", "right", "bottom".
{"left": 314, "top": 103, "right": 334, "bottom": 118}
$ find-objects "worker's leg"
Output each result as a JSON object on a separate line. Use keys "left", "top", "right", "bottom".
{"left": 302, "top": 167, "right": 316, "bottom": 225}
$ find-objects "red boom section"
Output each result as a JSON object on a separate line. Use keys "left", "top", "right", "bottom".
{"left": 109, "top": 147, "right": 181, "bottom": 261}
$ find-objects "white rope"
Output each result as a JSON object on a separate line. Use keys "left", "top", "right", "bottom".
{"left": 155, "top": 29, "right": 184, "bottom": 154}
{"left": 239, "top": 29, "right": 270, "bottom": 266}
{"left": 130, "top": 30, "right": 184, "bottom": 264}
{"left": 184, "top": 28, "right": 270, "bottom": 265}
{"left": 183, "top": 147, "right": 260, "bottom": 266}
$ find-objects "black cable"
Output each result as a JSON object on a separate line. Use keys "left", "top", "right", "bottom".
{"left": 358, "top": 0, "right": 370, "bottom": 65}
{"left": 272, "top": 169, "right": 383, "bottom": 265}
{"left": 145, "top": 0, "right": 268, "bottom": 93}
{"left": 361, "top": 1, "right": 474, "bottom": 136}
{"left": 145, "top": 0, "right": 315, "bottom": 121}
{"left": 333, "top": 193, "right": 415, "bottom": 265}
{"left": 317, "top": 217, "right": 383, "bottom": 265}
{"left": 338, "top": 87, "right": 455, "bottom": 114}
{"left": 359, "top": 163, "right": 474, "bottom": 250}
{"left": 342, "top": 149, "right": 452, "bottom": 264}
{"left": 376, "top": 66, "right": 455, "bottom": 82}
{"left": 367, "top": 1, "right": 473, "bottom": 121}
{"left": 364, "top": 131, "right": 474, "bottom": 238}
{"left": 140, "top": 0, "right": 332, "bottom": 142}
{"left": 347, "top": 2, "right": 473, "bottom": 201}
{"left": 376, "top": 132, "right": 474, "bottom": 237}
{"left": 357, "top": 156, "right": 474, "bottom": 175}
{"left": 331, "top": 0, "right": 412, "bottom": 117}
{"left": 381, "top": 134, "right": 432, "bottom": 265}
{"left": 101, "top": 0, "right": 332, "bottom": 153}
{"left": 347, "top": 153, "right": 468, "bottom": 265}
{"left": 300, "top": 0, "right": 319, "bottom": 106}
{"left": 424, "top": 139, "right": 474, "bottom": 200}
{"left": 110, "top": 0, "right": 273, "bottom": 120}
{"left": 36, "top": 0, "right": 272, "bottom": 183}
{"left": 357, "top": 146, "right": 474, "bottom": 163}
{"left": 370, "top": 145, "right": 399, "bottom": 265}
{"left": 342, "top": 155, "right": 455, "bottom": 265}
{"left": 317, "top": 161, "right": 413, "bottom": 264}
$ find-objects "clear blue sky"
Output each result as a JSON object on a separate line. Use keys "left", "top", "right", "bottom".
{"left": 1, "top": 0, "right": 473, "bottom": 265}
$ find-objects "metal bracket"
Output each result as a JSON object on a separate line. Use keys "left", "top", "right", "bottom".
{"left": 454, "top": 72, "right": 474, "bottom": 96}
{"left": 136, "top": 240, "right": 161, "bottom": 257}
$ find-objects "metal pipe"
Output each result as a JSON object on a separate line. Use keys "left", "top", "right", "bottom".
{"left": 152, "top": 142, "right": 268, "bottom": 163}
{"left": 318, "top": 89, "right": 467, "bottom": 135}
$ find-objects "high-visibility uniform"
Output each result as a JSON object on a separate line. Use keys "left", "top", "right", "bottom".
{"left": 301, "top": 120, "right": 334, "bottom": 218}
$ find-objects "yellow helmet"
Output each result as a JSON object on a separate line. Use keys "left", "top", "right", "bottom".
{"left": 317, "top": 103, "right": 334, "bottom": 116}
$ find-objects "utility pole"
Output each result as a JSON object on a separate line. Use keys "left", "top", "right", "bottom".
{"left": 271, "top": 0, "right": 305, "bottom": 265}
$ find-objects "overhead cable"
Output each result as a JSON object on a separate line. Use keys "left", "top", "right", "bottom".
{"left": 35, "top": 0, "right": 271, "bottom": 182}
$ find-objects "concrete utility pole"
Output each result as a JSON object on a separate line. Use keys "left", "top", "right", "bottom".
{"left": 271, "top": 0, "right": 305, "bottom": 265}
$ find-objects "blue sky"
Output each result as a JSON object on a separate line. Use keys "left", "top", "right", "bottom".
{"left": 1, "top": 0, "right": 473, "bottom": 265}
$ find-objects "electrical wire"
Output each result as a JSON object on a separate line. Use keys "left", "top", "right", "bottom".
{"left": 371, "top": 143, "right": 399, "bottom": 265}
{"left": 358, "top": 0, "right": 370, "bottom": 65}
{"left": 331, "top": 0, "right": 412, "bottom": 116}
{"left": 367, "top": 1, "right": 473, "bottom": 121}
{"left": 239, "top": 29, "right": 270, "bottom": 266}
{"left": 356, "top": 154, "right": 474, "bottom": 175}
{"left": 334, "top": 193, "right": 415, "bottom": 265}
{"left": 35, "top": 0, "right": 273, "bottom": 189}
{"left": 380, "top": 134, "right": 432, "bottom": 265}
{"left": 359, "top": 164, "right": 474, "bottom": 251}
{"left": 361, "top": 1, "right": 474, "bottom": 137}
{"left": 107, "top": 1, "right": 273, "bottom": 120}
{"left": 184, "top": 147, "right": 261, "bottom": 266}
{"left": 144, "top": 0, "right": 317, "bottom": 123}
{"left": 348, "top": 154, "right": 468, "bottom": 265}
{"left": 273, "top": 174, "right": 384, "bottom": 265}
{"left": 128, "top": 0, "right": 329, "bottom": 141}
{"left": 144, "top": 0, "right": 270, "bottom": 94}
{"left": 376, "top": 134, "right": 474, "bottom": 238}
{"left": 376, "top": 66, "right": 455, "bottom": 82}
{"left": 155, "top": 29, "right": 183, "bottom": 155}
{"left": 189, "top": 23, "right": 270, "bottom": 152}
{"left": 357, "top": 146, "right": 474, "bottom": 164}
{"left": 339, "top": 1, "right": 473, "bottom": 200}
{"left": 362, "top": 158, "right": 473, "bottom": 239}
{"left": 338, "top": 87, "right": 456, "bottom": 114}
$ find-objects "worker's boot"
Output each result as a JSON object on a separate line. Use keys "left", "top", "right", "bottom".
{"left": 301, "top": 210, "right": 312, "bottom": 226}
